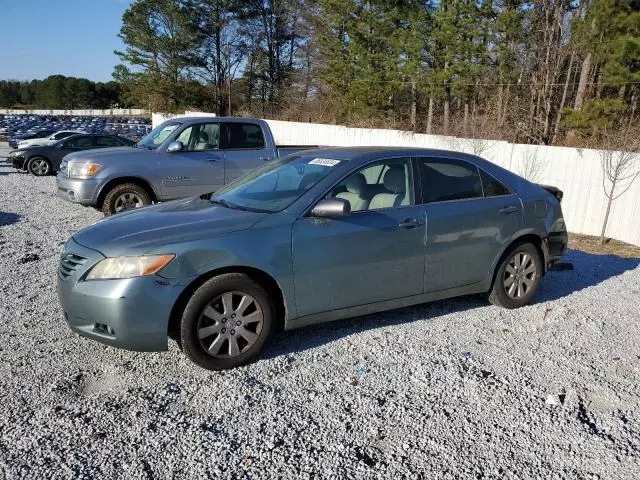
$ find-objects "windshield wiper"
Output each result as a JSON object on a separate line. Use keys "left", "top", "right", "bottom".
{"left": 210, "top": 198, "right": 271, "bottom": 213}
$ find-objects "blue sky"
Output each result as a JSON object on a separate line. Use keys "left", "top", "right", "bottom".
{"left": 0, "top": 0, "right": 132, "bottom": 82}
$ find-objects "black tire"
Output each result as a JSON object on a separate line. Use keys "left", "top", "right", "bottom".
{"left": 102, "top": 183, "right": 151, "bottom": 215}
{"left": 27, "top": 156, "right": 52, "bottom": 176}
{"left": 488, "top": 242, "right": 542, "bottom": 309}
{"left": 180, "top": 273, "right": 275, "bottom": 370}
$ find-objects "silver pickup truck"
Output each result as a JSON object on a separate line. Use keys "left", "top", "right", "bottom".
{"left": 56, "top": 117, "right": 317, "bottom": 214}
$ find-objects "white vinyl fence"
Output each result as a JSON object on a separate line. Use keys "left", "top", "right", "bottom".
{"left": 152, "top": 114, "right": 640, "bottom": 246}
{"left": 0, "top": 108, "right": 147, "bottom": 116}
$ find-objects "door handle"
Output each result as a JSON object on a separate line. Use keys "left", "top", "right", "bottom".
{"left": 208, "top": 158, "right": 218, "bottom": 162}
{"left": 259, "top": 156, "right": 274, "bottom": 161}
{"left": 398, "top": 218, "right": 419, "bottom": 229}
{"left": 498, "top": 206, "right": 520, "bottom": 214}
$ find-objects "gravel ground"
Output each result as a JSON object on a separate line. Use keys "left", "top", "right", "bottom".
{"left": 1, "top": 142, "right": 640, "bottom": 479}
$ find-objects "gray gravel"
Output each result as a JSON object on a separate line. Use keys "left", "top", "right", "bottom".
{"left": 1, "top": 142, "right": 640, "bottom": 479}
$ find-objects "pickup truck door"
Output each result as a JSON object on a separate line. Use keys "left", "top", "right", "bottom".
{"left": 222, "top": 122, "right": 277, "bottom": 183}
{"left": 159, "top": 121, "right": 226, "bottom": 200}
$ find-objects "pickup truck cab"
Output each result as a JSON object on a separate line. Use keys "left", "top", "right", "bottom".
{"left": 56, "top": 117, "right": 316, "bottom": 215}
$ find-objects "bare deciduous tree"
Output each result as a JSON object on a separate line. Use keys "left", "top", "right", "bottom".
{"left": 518, "top": 146, "right": 548, "bottom": 182}
{"left": 599, "top": 134, "right": 640, "bottom": 244}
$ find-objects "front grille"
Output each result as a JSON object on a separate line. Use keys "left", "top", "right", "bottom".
{"left": 59, "top": 161, "right": 68, "bottom": 176}
{"left": 59, "top": 253, "right": 88, "bottom": 279}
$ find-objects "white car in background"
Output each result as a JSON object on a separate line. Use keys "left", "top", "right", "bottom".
{"left": 17, "top": 130, "right": 82, "bottom": 149}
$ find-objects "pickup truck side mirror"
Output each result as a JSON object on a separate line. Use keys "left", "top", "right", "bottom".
{"left": 310, "top": 198, "right": 351, "bottom": 218}
{"left": 167, "top": 141, "right": 184, "bottom": 153}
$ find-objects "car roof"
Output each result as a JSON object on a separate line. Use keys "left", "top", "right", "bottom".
{"left": 292, "top": 146, "right": 489, "bottom": 164}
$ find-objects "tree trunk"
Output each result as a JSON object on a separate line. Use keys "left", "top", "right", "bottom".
{"left": 600, "top": 180, "right": 616, "bottom": 244}
{"left": 552, "top": 51, "right": 575, "bottom": 144}
{"left": 426, "top": 96, "right": 433, "bottom": 134}
{"left": 574, "top": 52, "right": 591, "bottom": 110}
{"left": 443, "top": 91, "right": 450, "bottom": 134}
{"left": 463, "top": 101, "right": 469, "bottom": 136}
{"left": 410, "top": 78, "right": 417, "bottom": 132}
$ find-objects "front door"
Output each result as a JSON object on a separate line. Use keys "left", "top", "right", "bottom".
{"left": 292, "top": 157, "right": 426, "bottom": 317}
{"left": 160, "top": 121, "right": 226, "bottom": 199}
{"left": 415, "top": 157, "right": 521, "bottom": 292}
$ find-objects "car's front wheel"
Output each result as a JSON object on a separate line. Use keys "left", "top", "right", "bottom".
{"left": 27, "top": 156, "right": 52, "bottom": 176}
{"left": 102, "top": 183, "right": 151, "bottom": 215}
{"left": 488, "top": 242, "right": 542, "bottom": 309}
{"left": 180, "top": 273, "right": 275, "bottom": 370}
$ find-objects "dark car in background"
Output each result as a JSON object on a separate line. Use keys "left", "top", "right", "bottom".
{"left": 9, "top": 134, "right": 135, "bottom": 176}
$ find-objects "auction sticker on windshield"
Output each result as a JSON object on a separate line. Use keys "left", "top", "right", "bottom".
{"left": 308, "top": 158, "right": 341, "bottom": 167}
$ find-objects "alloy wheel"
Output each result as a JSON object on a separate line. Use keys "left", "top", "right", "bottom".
{"left": 114, "top": 192, "right": 143, "bottom": 212}
{"left": 31, "top": 159, "right": 49, "bottom": 175}
{"left": 197, "top": 291, "right": 264, "bottom": 358}
{"left": 503, "top": 252, "right": 537, "bottom": 299}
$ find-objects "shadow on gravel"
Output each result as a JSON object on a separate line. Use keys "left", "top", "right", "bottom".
{"left": 0, "top": 212, "right": 21, "bottom": 226}
{"left": 536, "top": 248, "right": 640, "bottom": 302}
{"left": 264, "top": 248, "right": 639, "bottom": 358}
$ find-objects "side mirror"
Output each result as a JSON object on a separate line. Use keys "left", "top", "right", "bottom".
{"left": 166, "top": 141, "right": 183, "bottom": 153}
{"left": 310, "top": 198, "right": 351, "bottom": 218}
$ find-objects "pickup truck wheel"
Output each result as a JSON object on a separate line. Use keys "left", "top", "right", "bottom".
{"left": 27, "top": 157, "right": 52, "bottom": 176}
{"left": 488, "top": 243, "right": 542, "bottom": 309}
{"left": 180, "top": 273, "right": 275, "bottom": 370}
{"left": 102, "top": 183, "right": 151, "bottom": 215}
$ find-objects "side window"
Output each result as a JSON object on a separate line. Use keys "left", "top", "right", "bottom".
{"left": 95, "top": 136, "right": 122, "bottom": 147}
{"left": 417, "top": 158, "right": 483, "bottom": 203}
{"left": 326, "top": 158, "right": 414, "bottom": 212}
{"left": 176, "top": 123, "right": 221, "bottom": 152}
{"left": 224, "top": 123, "right": 266, "bottom": 150}
{"left": 479, "top": 170, "right": 511, "bottom": 197}
{"left": 63, "top": 136, "right": 93, "bottom": 149}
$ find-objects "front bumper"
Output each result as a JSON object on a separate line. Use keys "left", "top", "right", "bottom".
{"left": 57, "top": 238, "right": 186, "bottom": 352}
{"left": 56, "top": 174, "right": 100, "bottom": 206}
{"left": 11, "top": 156, "right": 26, "bottom": 169}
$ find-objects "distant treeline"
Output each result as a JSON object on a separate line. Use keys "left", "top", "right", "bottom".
{"left": 0, "top": 76, "right": 126, "bottom": 109}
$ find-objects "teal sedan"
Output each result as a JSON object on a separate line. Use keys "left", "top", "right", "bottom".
{"left": 58, "top": 147, "right": 567, "bottom": 370}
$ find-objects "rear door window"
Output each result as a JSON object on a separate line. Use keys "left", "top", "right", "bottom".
{"left": 416, "top": 158, "right": 483, "bottom": 203}
{"left": 94, "top": 136, "right": 122, "bottom": 147}
{"left": 479, "top": 170, "right": 511, "bottom": 197}
{"left": 223, "top": 123, "right": 266, "bottom": 150}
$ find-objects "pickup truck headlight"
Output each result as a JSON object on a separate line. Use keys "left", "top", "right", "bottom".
{"left": 85, "top": 254, "right": 175, "bottom": 280}
{"left": 69, "top": 162, "right": 102, "bottom": 179}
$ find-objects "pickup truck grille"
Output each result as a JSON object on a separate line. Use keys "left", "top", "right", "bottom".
{"left": 59, "top": 253, "right": 88, "bottom": 280}
{"left": 59, "top": 161, "right": 68, "bottom": 177}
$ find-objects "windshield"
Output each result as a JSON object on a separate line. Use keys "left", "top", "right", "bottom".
{"left": 137, "top": 121, "right": 181, "bottom": 149}
{"left": 211, "top": 154, "right": 344, "bottom": 213}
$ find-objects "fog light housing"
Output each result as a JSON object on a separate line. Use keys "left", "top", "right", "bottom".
{"left": 67, "top": 191, "right": 76, "bottom": 201}
{"left": 94, "top": 323, "right": 115, "bottom": 336}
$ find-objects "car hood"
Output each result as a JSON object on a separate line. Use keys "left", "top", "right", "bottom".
{"left": 73, "top": 197, "right": 267, "bottom": 257}
{"left": 64, "top": 146, "right": 147, "bottom": 162}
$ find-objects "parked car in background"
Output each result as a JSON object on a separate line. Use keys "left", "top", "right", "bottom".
{"left": 9, "top": 134, "right": 135, "bottom": 176}
{"left": 57, "top": 147, "right": 568, "bottom": 370}
{"left": 9, "top": 129, "right": 57, "bottom": 149}
{"left": 17, "top": 130, "right": 82, "bottom": 149}
{"left": 56, "top": 117, "right": 318, "bottom": 215}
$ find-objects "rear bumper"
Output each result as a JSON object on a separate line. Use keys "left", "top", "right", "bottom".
{"left": 546, "top": 231, "right": 568, "bottom": 265}
{"left": 56, "top": 174, "right": 100, "bottom": 206}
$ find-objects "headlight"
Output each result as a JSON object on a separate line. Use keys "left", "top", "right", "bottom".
{"left": 85, "top": 254, "right": 175, "bottom": 280}
{"left": 68, "top": 162, "right": 102, "bottom": 179}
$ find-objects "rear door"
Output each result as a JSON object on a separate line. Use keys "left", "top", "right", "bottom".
{"left": 159, "top": 121, "right": 226, "bottom": 199}
{"left": 222, "top": 122, "right": 276, "bottom": 183}
{"left": 416, "top": 157, "right": 521, "bottom": 292}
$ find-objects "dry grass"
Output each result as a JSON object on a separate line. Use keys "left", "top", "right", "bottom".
{"left": 569, "top": 233, "right": 640, "bottom": 258}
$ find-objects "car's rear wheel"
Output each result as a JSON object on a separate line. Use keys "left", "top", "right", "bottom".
{"left": 102, "top": 183, "right": 151, "bottom": 215}
{"left": 180, "top": 273, "right": 274, "bottom": 370}
{"left": 488, "top": 242, "right": 542, "bottom": 309}
{"left": 27, "top": 156, "right": 52, "bottom": 176}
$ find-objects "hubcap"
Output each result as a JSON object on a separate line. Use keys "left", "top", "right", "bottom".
{"left": 503, "top": 252, "right": 537, "bottom": 299}
{"left": 32, "top": 159, "right": 48, "bottom": 175}
{"left": 114, "top": 192, "right": 143, "bottom": 212}
{"left": 197, "top": 291, "right": 264, "bottom": 358}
